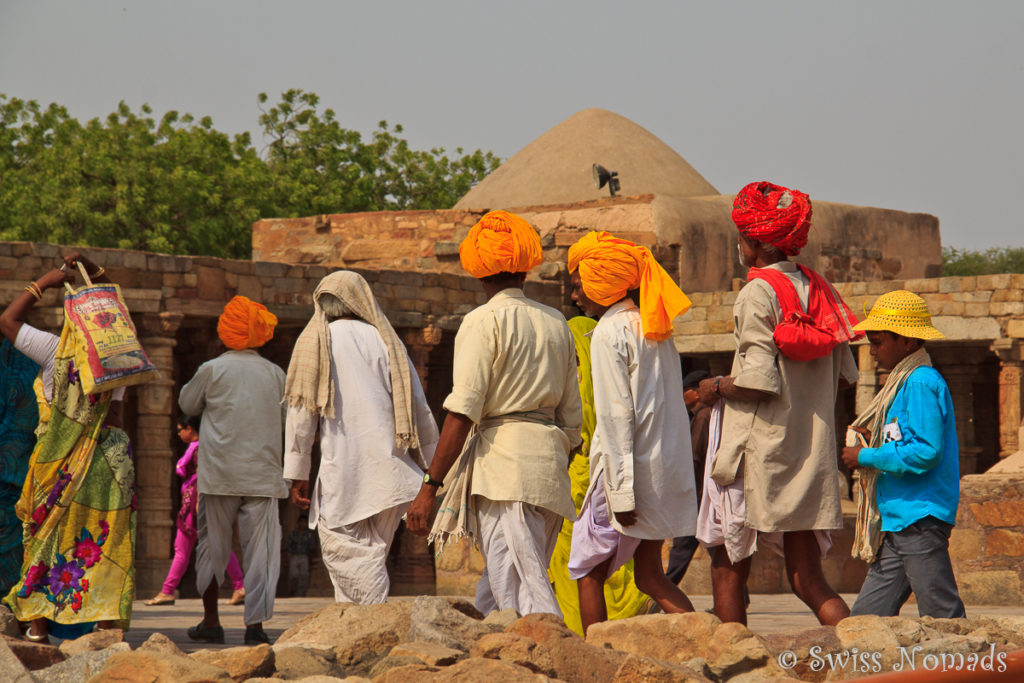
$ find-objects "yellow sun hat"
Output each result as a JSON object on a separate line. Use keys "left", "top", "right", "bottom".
{"left": 852, "top": 290, "right": 944, "bottom": 340}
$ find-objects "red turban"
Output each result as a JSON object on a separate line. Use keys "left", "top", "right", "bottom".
{"left": 731, "top": 181, "right": 812, "bottom": 256}
{"left": 459, "top": 210, "right": 543, "bottom": 279}
{"left": 218, "top": 296, "right": 278, "bottom": 350}
{"left": 568, "top": 231, "right": 691, "bottom": 341}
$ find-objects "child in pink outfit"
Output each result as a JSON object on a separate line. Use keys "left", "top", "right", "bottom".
{"left": 146, "top": 415, "right": 245, "bottom": 605}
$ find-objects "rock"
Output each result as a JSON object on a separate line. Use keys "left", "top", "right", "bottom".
{"left": 273, "top": 643, "right": 342, "bottom": 679}
{"left": 879, "top": 617, "right": 937, "bottom": 647}
{"left": 835, "top": 615, "right": 901, "bottom": 652}
{"left": 506, "top": 612, "right": 626, "bottom": 683}
{"left": 0, "top": 638, "right": 33, "bottom": 683}
{"left": 137, "top": 632, "right": 186, "bottom": 656}
{"left": 59, "top": 628, "right": 126, "bottom": 656}
{"left": 443, "top": 596, "right": 485, "bottom": 620}
{"left": 482, "top": 608, "right": 521, "bottom": 629}
{"left": 390, "top": 641, "right": 465, "bottom": 666}
{"left": 2, "top": 634, "right": 66, "bottom": 670}
{"left": 975, "top": 616, "right": 1024, "bottom": 646}
{"left": 761, "top": 626, "right": 840, "bottom": 683}
{"left": 585, "top": 613, "right": 721, "bottom": 664}
{"left": 916, "top": 617, "right": 974, "bottom": 636}
{"left": 703, "top": 621, "right": 787, "bottom": 681}
{"left": 0, "top": 605, "right": 20, "bottom": 638}
{"left": 369, "top": 655, "right": 428, "bottom": 678}
{"left": 32, "top": 643, "right": 131, "bottom": 683}
{"left": 190, "top": 643, "right": 275, "bottom": 681}
{"left": 87, "top": 649, "right": 233, "bottom": 682}
{"left": 613, "top": 653, "right": 712, "bottom": 682}
{"left": 276, "top": 602, "right": 413, "bottom": 675}
{"left": 405, "top": 657, "right": 557, "bottom": 682}
{"left": 470, "top": 632, "right": 557, "bottom": 676}
{"left": 372, "top": 662, "right": 439, "bottom": 682}
{"left": 407, "top": 596, "right": 501, "bottom": 651}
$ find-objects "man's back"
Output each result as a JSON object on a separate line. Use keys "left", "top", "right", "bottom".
{"left": 179, "top": 349, "right": 287, "bottom": 498}
{"left": 443, "top": 288, "right": 581, "bottom": 519}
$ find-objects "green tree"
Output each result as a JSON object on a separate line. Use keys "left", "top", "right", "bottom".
{"left": 942, "top": 246, "right": 1024, "bottom": 276}
{"left": 0, "top": 90, "right": 500, "bottom": 258}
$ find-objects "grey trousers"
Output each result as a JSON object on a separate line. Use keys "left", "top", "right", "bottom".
{"left": 851, "top": 516, "right": 966, "bottom": 619}
{"left": 196, "top": 494, "right": 282, "bottom": 626}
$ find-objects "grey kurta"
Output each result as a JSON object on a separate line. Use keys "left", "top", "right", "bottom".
{"left": 711, "top": 261, "right": 858, "bottom": 533}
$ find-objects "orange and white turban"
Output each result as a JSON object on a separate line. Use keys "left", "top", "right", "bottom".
{"left": 567, "top": 231, "right": 691, "bottom": 341}
{"left": 731, "top": 181, "right": 812, "bottom": 256}
{"left": 217, "top": 295, "right": 278, "bottom": 350}
{"left": 459, "top": 210, "right": 543, "bottom": 279}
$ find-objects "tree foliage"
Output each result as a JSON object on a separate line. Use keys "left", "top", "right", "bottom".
{"left": 942, "top": 246, "right": 1024, "bottom": 276}
{"left": 0, "top": 90, "right": 500, "bottom": 258}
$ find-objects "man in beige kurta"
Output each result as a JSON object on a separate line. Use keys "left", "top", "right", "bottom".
{"left": 405, "top": 210, "right": 581, "bottom": 617}
{"left": 698, "top": 181, "right": 857, "bottom": 627}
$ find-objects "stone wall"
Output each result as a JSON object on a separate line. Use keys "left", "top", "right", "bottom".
{"left": 251, "top": 194, "right": 942, "bottom": 295}
{"left": 952, "top": 474, "right": 1024, "bottom": 605}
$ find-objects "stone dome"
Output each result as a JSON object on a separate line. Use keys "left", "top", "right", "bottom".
{"left": 454, "top": 108, "right": 718, "bottom": 210}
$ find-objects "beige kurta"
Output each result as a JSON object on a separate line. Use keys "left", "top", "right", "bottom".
{"left": 443, "top": 288, "right": 581, "bottom": 520}
{"left": 711, "top": 261, "right": 858, "bottom": 533}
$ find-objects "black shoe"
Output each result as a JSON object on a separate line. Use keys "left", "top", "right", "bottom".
{"left": 187, "top": 621, "right": 225, "bottom": 644}
{"left": 244, "top": 626, "right": 270, "bottom": 645}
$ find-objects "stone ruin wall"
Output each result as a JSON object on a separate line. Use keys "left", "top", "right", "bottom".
{"left": 4, "top": 239, "right": 1024, "bottom": 604}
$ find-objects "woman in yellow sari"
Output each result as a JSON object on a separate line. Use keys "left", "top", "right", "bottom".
{"left": 0, "top": 253, "right": 136, "bottom": 643}
{"left": 548, "top": 316, "right": 648, "bottom": 635}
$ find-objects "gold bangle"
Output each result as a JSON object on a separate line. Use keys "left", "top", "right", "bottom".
{"left": 24, "top": 283, "right": 42, "bottom": 300}
{"left": 90, "top": 266, "right": 105, "bottom": 279}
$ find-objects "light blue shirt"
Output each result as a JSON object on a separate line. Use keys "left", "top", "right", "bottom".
{"left": 857, "top": 366, "right": 959, "bottom": 532}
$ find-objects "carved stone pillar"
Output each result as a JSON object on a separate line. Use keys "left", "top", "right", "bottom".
{"left": 992, "top": 339, "right": 1024, "bottom": 459}
{"left": 929, "top": 345, "right": 985, "bottom": 475}
{"left": 134, "top": 312, "right": 183, "bottom": 594}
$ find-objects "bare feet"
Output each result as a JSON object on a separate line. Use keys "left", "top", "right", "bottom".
{"left": 227, "top": 587, "right": 246, "bottom": 605}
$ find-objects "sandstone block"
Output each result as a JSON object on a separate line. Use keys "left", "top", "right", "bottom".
{"left": 34, "top": 644, "right": 130, "bottom": 683}
{"left": 969, "top": 500, "right": 1024, "bottom": 526}
{"left": 977, "top": 274, "right": 1012, "bottom": 290}
{"left": 509, "top": 612, "right": 626, "bottom": 683}
{"left": 835, "top": 615, "right": 901, "bottom": 652}
{"left": 89, "top": 649, "right": 232, "bottom": 683}
{"left": 586, "top": 612, "right": 720, "bottom": 665}
{"left": 986, "top": 529, "right": 1024, "bottom": 556}
{"left": 190, "top": 644, "right": 274, "bottom": 681}
{"left": 0, "top": 639, "right": 32, "bottom": 683}
{"left": 138, "top": 632, "right": 186, "bottom": 656}
{"left": 407, "top": 596, "right": 500, "bottom": 651}
{"left": 949, "top": 528, "right": 982, "bottom": 561}
{"left": 904, "top": 278, "right": 939, "bottom": 293}
{"left": 613, "top": 653, "right": 712, "bottom": 682}
{"left": 390, "top": 641, "right": 465, "bottom": 667}
{"left": 58, "top": 628, "right": 125, "bottom": 656}
{"left": 1008, "top": 319, "right": 1024, "bottom": 338}
{"left": 271, "top": 643, "right": 340, "bottom": 679}
{"left": 959, "top": 570, "right": 1023, "bottom": 605}
{"left": 470, "top": 632, "right": 556, "bottom": 676}
{"left": 0, "top": 606, "right": 19, "bottom": 638}
{"left": 991, "top": 302, "right": 1024, "bottom": 316}
{"left": 1, "top": 635, "right": 66, "bottom": 670}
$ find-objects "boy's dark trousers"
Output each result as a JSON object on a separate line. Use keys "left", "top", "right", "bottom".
{"left": 850, "top": 515, "right": 966, "bottom": 618}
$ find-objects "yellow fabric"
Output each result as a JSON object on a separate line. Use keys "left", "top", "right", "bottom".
{"left": 852, "top": 290, "right": 944, "bottom": 340}
{"left": 548, "top": 316, "right": 648, "bottom": 636}
{"left": 567, "top": 231, "right": 692, "bottom": 341}
{"left": 458, "top": 210, "right": 543, "bottom": 279}
{"left": 4, "top": 322, "right": 135, "bottom": 627}
{"left": 217, "top": 296, "right": 278, "bottom": 350}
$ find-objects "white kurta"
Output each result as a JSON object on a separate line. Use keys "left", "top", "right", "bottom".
{"left": 588, "top": 300, "right": 698, "bottom": 540}
{"left": 283, "top": 319, "right": 439, "bottom": 528}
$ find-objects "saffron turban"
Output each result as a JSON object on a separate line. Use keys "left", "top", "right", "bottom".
{"left": 567, "top": 231, "right": 691, "bottom": 341}
{"left": 459, "top": 210, "right": 544, "bottom": 279}
{"left": 731, "top": 181, "right": 812, "bottom": 256}
{"left": 217, "top": 295, "right": 278, "bottom": 350}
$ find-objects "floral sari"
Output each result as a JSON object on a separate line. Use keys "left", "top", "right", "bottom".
{"left": 2, "top": 320, "right": 136, "bottom": 628}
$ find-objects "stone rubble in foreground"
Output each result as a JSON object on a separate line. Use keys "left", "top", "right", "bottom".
{"left": 1, "top": 598, "right": 1022, "bottom": 682}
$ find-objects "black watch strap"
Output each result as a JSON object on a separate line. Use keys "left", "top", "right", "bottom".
{"left": 423, "top": 472, "right": 443, "bottom": 488}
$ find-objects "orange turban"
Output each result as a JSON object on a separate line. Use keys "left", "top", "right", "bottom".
{"left": 568, "top": 231, "right": 691, "bottom": 341}
{"left": 459, "top": 210, "right": 543, "bottom": 279}
{"left": 217, "top": 296, "right": 278, "bottom": 350}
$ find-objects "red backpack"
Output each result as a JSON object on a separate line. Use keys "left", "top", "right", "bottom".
{"left": 746, "top": 266, "right": 840, "bottom": 362}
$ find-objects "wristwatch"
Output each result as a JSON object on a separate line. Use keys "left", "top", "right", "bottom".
{"left": 423, "top": 472, "right": 443, "bottom": 488}
{"left": 713, "top": 376, "right": 723, "bottom": 395}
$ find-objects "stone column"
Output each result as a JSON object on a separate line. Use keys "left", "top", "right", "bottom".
{"left": 929, "top": 345, "right": 985, "bottom": 475}
{"left": 134, "top": 312, "right": 183, "bottom": 594}
{"left": 992, "top": 339, "right": 1024, "bottom": 459}
{"left": 855, "top": 343, "right": 879, "bottom": 415}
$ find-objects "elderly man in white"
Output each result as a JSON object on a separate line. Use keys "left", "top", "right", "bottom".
{"left": 283, "top": 271, "right": 438, "bottom": 604}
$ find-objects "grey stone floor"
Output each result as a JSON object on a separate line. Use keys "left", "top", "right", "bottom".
{"left": 125, "top": 594, "right": 1024, "bottom": 653}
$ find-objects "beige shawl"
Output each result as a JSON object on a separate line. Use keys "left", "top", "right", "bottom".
{"left": 850, "top": 346, "right": 931, "bottom": 562}
{"left": 284, "top": 270, "right": 421, "bottom": 453}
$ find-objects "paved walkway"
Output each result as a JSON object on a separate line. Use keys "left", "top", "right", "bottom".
{"left": 127, "top": 594, "right": 1024, "bottom": 652}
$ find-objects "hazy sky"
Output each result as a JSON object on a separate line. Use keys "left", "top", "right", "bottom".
{"left": 2, "top": 1, "right": 1021, "bottom": 249}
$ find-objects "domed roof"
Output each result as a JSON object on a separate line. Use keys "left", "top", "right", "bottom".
{"left": 455, "top": 108, "right": 718, "bottom": 210}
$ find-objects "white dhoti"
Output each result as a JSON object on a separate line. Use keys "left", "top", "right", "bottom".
{"left": 196, "top": 494, "right": 281, "bottom": 626}
{"left": 473, "top": 497, "right": 562, "bottom": 617}
{"left": 317, "top": 502, "right": 408, "bottom": 604}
